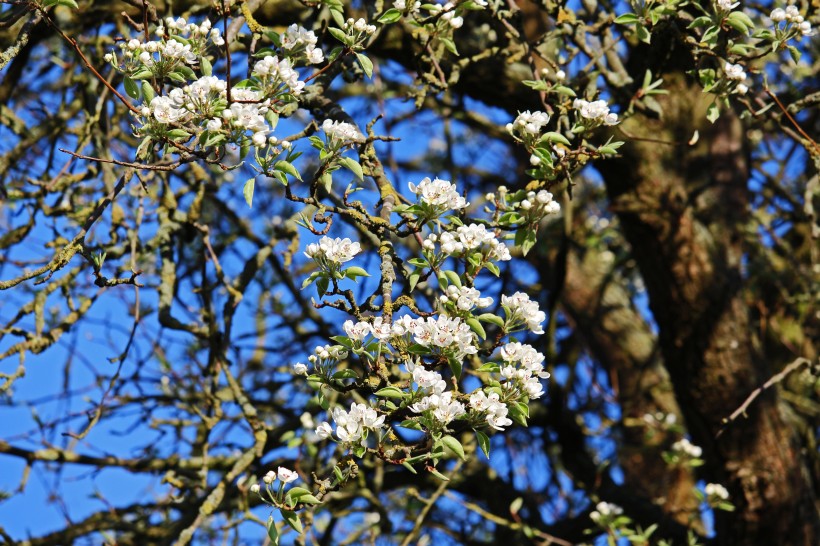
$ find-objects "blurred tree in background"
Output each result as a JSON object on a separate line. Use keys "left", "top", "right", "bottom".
{"left": 0, "top": 1, "right": 818, "bottom": 545}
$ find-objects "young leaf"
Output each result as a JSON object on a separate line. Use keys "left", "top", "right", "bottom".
{"left": 475, "top": 429, "right": 491, "bottom": 459}
{"left": 267, "top": 516, "right": 280, "bottom": 545}
{"left": 281, "top": 509, "right": 303, "bottom": 534}
{"left": 243, "top": 178, "right": 255, "bottom": 208}
{"left": 356, "top": 53, "right": 374, "bottom": 78}
{"left": 441, "top": 435, "right": 466, "bottom": 460}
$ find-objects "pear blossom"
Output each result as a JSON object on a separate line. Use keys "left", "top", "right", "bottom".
{"left": 304, "top": 236, "right": 362, "bottom": 265}
{"left": 408, "top": 177, "right": 468, "bottom": 211}
{"left": 277, "top": 467, "right": 298, "bottom": 484}
{"left": 502, "top": 292, "right": 546, "bottom": 334}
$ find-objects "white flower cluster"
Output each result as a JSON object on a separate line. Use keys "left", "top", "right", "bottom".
{"left": 410, "top": 315, "right": 478, "bottom": 358}
{"left": 345, "top": 17, "right": 377, "bottom": 36}
{"left": 262, "top": 466, "right": 298, "bottom": 485}
{"left": 590, "top": 501, "right": 623, "bottom": 524}
{"left": 308, "top": 343, "right": 349, "bottom": 365}
{"left": 716, "top": 0, "right": 739, "bottom": 11}
{"left": 704, "top": 483, "right": 730, "bottom": 501}
{"left": 724, "top": 62, "right": 746, "bottom": 81}
{"left": 253, "top": 55, "right": 306, "bottom": 96}
{"left": 316, "top": 402, "right": 386, "bottom": 444}
{"left": 432, "top": 224, "right": 512, "bottom": 262}
{"left": 409, "top": 391, "right": 467, "bottom": 425}
{"left": 280, "top": 24, "right": 324, "bottom": 64}
{"left": 440, "top": 285, "right": 493, "bottom": 312}
{"left": 343, "top": 314, "right": 478, "bottom": 359}
{"left": 322, "top": 119, "right": 365, "bottom": 149}
{"left": 162, "top": 17, "right": 225, "bottom": 46}
{"left": 105, "top": 18, "right": 223, "bottom": 72}
{"left": 409, "top": 177, "right": 468, "bottom": 213}
{"left": 469, "top": 390, "right": 512, "bottom": 430}
{"left": 499, "top": 342, "right": 550, "bottom": 400}
{"left": 501, "top": 292, "right": 546, "bottom": 334}
{"left": 509, "top": 110, "right": 551, "bottom": 138}
{"left": 723, "top": 62, "right": 749, "bottom": 94}
{"left": 519, "top": 189, "right": 561, "bottom": 217}
{"left": 671, "top": 438, "right": 703, "bottom": 458}
{"left": 771, "top": 5, "right": 813, "bottom": 36}
{"left": 573, "top": 99, "right": 619, "bottom": 126}
{"left": 305, "top": 236, "right": 362, "bottom": 265}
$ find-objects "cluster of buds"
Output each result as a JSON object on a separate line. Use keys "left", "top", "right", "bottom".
{"left": 771, "top": 5, "right": 813, "bottom": 36}
{"left": 439, "top": 285, "right": 494, "bottom": 313}
{"left": 724, "top": 62, "right": 749, "bottom": 94}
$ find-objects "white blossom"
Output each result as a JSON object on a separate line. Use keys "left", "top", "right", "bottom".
{"left": 304, "top": 236, "right": 362, "bottom": 265}
{"left": 322, "top": 119, "right": 365, "bottom": 147}
{"left": 277, "top": 467, "right": 298, "bottom": 484}
{"left": 511, "top": 110, "right": 550, "bottom": 137}
{"left": 672, "top": 438, "right": 703, "bottom": 458}
{"left": 574, "top": 99, "right": 619, "bottom": 125}
{"left": 408, "top": 177, "right": 468, "bottom": 211}
{"left": 501, "top": 292, "right": 546, "bottom": 334}
{"left": 724, "top": 62, "right": 746, "bottom": 81}
{"left": 705, "top": 483, "right": 730, "bottom": 500}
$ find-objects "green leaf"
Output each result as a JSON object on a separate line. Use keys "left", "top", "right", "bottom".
{"left": 551, "top": 85, "right": 577, "bottom": 97}
{"left": 275, "top": 160, "right": 301, "bottom": 182}
{"left": 522, "top": 79, "right": 549, "bottom": 91}
{"left": 199, "top": 56, "right": 212, "bottom": 76}
{"left": 344, "top": 266, "right": 370, "bottom": 280}
{"left": 340, "top": 156, "right": 364, "bottom": 180}
{"left": 706, "top": 101, "right": 720, "bottom": 124}
{"left": 131, "top": 68, "right": 153, "bottom": 80}
{"left": 280, "top": 509, "right": 303, "bottom": 534}
{"left": 356, "top": 53, "right": 374, "bottom": 78}
{"left": 328, "top": 27, "right": 349, "bottom": 45}
{"left": 166, "top": 129, "right": 191, "bottom": 140}
{"left": 442, "top": 270, "right": 462, "bottom": 288}
{"left": 539, "top": 131, "right": 571, "bottom": 146}
{"left": 636, "top": 23, "right": 651, "bottom": 44}
{"left": 466, "top": 317, "right": 486, "bottom": 340}
{"left": 267, "top": 516, "right": 280, "bottom": 545}
{"left": 788, "top": 45, "right": 802, "bottom": 63}
{"left": 123, "top": 77, "right": 140, "bottom": 100}
{"left": 243, "top": 178, "right": 255, "bottom": 208}
{"left": 475, "top": 429, "right": 490, "bottom": 459}
{"left": 402, "top": 461, "right": 418, "bottom": 474}
{"left": 614, "top": 13, "right": 639, "bottom": 25}
{"left": 408, "top": 268, "right": 422, "bottom": 292}
{"left": 378, "top": 8, "right": 403, "bottom": 24}
{"left": 440, "top": 37, "right": 459, "bottom": 56}
{"left": 141, "top": 81, "right": 155, "bottom": 102}
{"left": 727, "top": 11, "right": 754, "bottom": 33}
{"left": 375, "top": 386, "right": 407, "bottom": 399}
{"left": 448, "top": 357, "right": 462, "bottom": 381}
{"left": 477, "top": 313, "right": 505, "bottom": 328}
{"left": 332, "top": 369, "right": 358, "bottom": 380}
{"left": 316, "top": 276, "right": 329, "bottom": 298}
{"left": 485, "top": 262, "right": 500, "bottom": 276}
{"left": 440, "top": 435, "right": 466, "bottom": 460}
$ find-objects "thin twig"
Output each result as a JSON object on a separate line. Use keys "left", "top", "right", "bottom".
{"left": 765, "top": 88, "right": 820, "bottom": 155}
{"left": 36, "top": 6, "right": 140, "bottom": 115}
{"left": 717, "top": 357, "right": 813, "bottom": 438}
{"left": 59, "top": 148, "right": 185, "bottom": 171}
